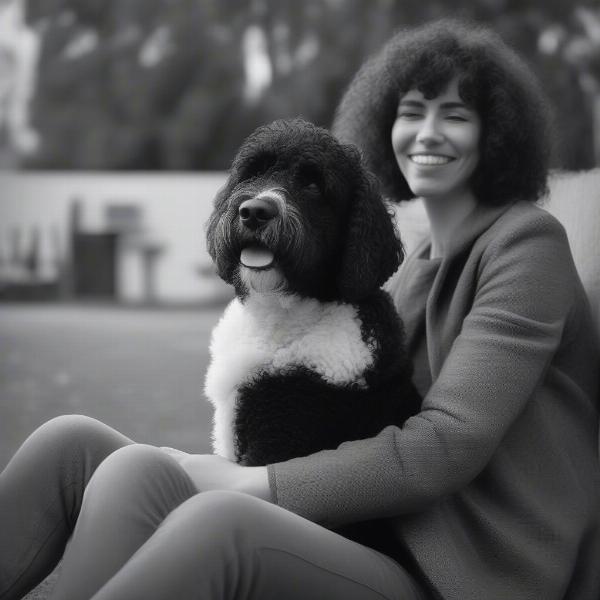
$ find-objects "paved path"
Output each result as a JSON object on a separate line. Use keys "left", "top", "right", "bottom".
{"left": 0, "top": 303, "right": 224, "bottom": 467}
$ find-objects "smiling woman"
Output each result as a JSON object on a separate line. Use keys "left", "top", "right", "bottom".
{"left": 391, "top": 78, "right": 481, "bottom": 203}
{"left": 331, "top": 18, "right": 600, "bottom": 600}
{"left": 334, "top": 20, "right": 553, "bottom": 210}
{"left": 391, "top": 78, "right": 482, "bottom": 257}
{"left": 392, "top": 77, "right": 481, "bottom": 258}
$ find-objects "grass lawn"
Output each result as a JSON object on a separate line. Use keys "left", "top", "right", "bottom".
{"left": 0, "top": 302, "right": 223, "bottom": 468}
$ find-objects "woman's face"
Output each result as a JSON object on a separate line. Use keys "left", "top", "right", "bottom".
{"left": 391, "top": 77, "right": 481, "bottom": 201}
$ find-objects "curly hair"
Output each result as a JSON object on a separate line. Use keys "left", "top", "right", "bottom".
{"left": 332, "top": 19, "right": 554, "bottom": 205}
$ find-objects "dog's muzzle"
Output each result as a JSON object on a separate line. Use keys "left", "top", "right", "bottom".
{"left": 238, "top": 195, "right": 280, "bottom": 231}
{"left": 237, "top": 192, "right": 284, "bottom": 271}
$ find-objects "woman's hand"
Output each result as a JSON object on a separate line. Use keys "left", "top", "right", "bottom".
{"left": 162, "top": 449, "right": 272, "bottom": 502}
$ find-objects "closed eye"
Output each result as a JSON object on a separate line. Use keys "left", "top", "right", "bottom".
{"left": 396, "top": 111, "right": 423, "bottom": 120}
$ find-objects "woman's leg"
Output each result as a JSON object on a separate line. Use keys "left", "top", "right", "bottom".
{"left": 0, "top": 414, "right": 133, "bottom": 600}
{"left": 50, "top": 444, "right": 198, "bottom": 600}
{"left": 88, "top": 490, "right": 428, "bottom": 600}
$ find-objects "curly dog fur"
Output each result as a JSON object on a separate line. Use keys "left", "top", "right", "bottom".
{"left": 204, "top": 118, "right": 420, "bottom": 467}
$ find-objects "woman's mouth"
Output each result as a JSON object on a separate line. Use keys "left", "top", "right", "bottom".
{"left": 409, "top": 154, "right": 454, "bottom": 166}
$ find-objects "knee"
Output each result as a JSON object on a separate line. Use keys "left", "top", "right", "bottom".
{"left": 38, "top": 413, "right": 103, "bottom": 439}
{"left": 83, "top": 444, "right": 193, "bottom": 510}
{"left": 24, "top": 415, "right": 123, "bottom": 464}
{"left": 35, "top": 414, "right": 117, "bottom": 451}
{"left": 88, "top": 444, "right": 170, "bottom": 486}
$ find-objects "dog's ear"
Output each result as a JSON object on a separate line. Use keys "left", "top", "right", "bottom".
{"left": 337, "top": 165, "right": 404, "bottom": 302}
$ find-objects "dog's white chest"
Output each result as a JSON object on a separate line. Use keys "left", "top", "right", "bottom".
{"left": 205, "top": 295, "right": 374, "bottom": 459}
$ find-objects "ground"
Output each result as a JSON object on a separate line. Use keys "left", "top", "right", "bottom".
{"left": 0, "top": 302, "right": 222, "bottom": 469}
{"left": 1, "top": 304, "right": 223, "bottom": 600}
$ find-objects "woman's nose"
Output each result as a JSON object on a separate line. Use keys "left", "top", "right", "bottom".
{"left": 415, "top": 115, "right": 444, "bottom": 145}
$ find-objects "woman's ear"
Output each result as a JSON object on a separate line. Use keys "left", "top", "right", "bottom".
{"left": 337, "top": 169, "right": 404, "bottom": 302}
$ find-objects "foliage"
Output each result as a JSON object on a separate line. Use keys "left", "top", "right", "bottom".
{"left": 22, "top": 0, "right": 600, "bottom": 170}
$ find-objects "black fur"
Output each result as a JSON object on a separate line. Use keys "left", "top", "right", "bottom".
{"left": 234, "top": 290, "right": 421, "bottom": 466}
{"left": 206, "top": 118, "right": 402, "bottom": 303}
{"left": 206, "top": 118, "right": 420, "bottom": 468}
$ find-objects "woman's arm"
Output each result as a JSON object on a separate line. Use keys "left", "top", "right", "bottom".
{"left": 268, "top": 212, "right": 578, "bottom": 527}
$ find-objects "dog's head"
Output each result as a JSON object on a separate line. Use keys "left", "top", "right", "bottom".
{"left": 206, "top": 118, "right": 403, "bottom": 303}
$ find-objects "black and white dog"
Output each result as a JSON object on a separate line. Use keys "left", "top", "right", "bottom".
{"left": 205, "top": 118, "right": 420, "bottom": 467}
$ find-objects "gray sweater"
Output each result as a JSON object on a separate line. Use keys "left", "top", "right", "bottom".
{"left": 267, "top": 200, "right": 600, "bottom": 599}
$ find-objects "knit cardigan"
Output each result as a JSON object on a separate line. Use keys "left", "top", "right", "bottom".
{"left": 266, "top": 200, "right": 600, "bottom": 600}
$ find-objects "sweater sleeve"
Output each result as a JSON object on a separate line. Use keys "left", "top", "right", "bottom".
{"left": 267, "top": 211, "right": 577, "bottom": 528}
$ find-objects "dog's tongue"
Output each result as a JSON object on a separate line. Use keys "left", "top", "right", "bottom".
{"left": 240, "top": 246, "right": 275, "bottom": 269}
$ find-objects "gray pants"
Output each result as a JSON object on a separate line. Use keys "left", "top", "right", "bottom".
{"left": 0, "top": 415, "right": 428, "bottom": 599}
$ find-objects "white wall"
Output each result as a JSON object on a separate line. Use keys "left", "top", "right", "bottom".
{"left": 0, "top": 171, "right": 230, "bottom": 303}
{"left": 3, "top": 169, "right": 595, "bottom": 306}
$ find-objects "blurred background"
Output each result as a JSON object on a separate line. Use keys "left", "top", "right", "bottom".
{"left": 2, "top": 0, "right": 600, "bottom": 171}
{"left": 2, "top": 0, "right": 600, "bottom": 467}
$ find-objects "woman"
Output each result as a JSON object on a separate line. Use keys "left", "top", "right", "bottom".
{"left": 333, "top": 18, "right": 600, "bottom": 599}
{"left": 2, "top": 19, "right": 599, "bottom": 600}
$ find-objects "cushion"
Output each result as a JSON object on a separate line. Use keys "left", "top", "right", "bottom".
{"left": 543, "top": 170, "right": 600, "bottom": 338}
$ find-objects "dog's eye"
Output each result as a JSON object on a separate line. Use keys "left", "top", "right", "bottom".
{"left": 304, "top": 182, "right": 321, "bottom": 195}
{"left": 298, "top": 166, "right": 323, "bottom": 195}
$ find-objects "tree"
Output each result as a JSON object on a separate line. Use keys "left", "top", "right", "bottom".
{"left": 21, "top": 0, "right": 597, "bottom": 170}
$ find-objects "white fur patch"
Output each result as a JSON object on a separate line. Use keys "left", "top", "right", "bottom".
{"left": 204, "top": 294, "right": 375, "bottom": 459}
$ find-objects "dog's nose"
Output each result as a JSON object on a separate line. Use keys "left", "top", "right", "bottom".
{"left": 238, "top": 197, "right": 279, "bottom": 230}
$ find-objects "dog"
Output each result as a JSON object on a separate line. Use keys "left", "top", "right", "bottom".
{"left": 204, "top": 118, "right": 420, "bottom": 468}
